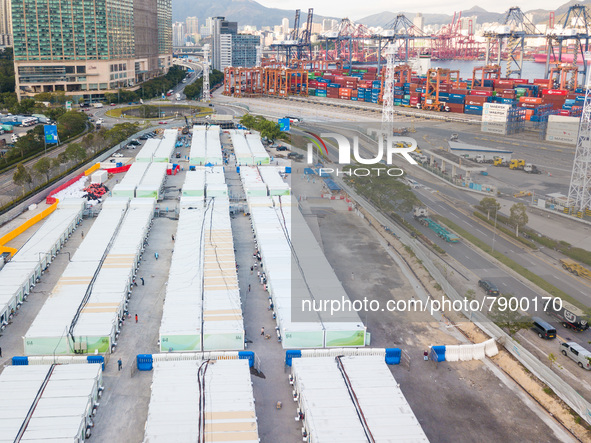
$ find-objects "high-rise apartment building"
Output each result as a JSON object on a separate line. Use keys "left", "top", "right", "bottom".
{"left": 0, "top": 0, "right": 11, "bottom": 46}
{"left": 210, "top": 17, "right": 260, "bottom": 71}
{"left": 172, "top": 22, "right": 186, "bottom": 47}
{"left": 211, "top": 16, "right": 237, "bottom": 71}
{"left": 12, "top": 0, "right": 172, "bottom": 101}
{"left": 232, "top": 34, "right": 260, "bottom": 68}
{"left": 281, "top": 17, "right": 289, "bottom": 35}
{"left": 186, "top": 16, "right": 198, "bottom": 36}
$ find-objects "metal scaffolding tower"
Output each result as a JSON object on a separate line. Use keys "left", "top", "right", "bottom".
{"left": 202, "top": 44, "right": 211, "bottom": 102}
{"left": 381, "top": 45, "right": 396, "bottom": 135}
{"left": 568, "top": 52, "right": 591, "bottom": 215}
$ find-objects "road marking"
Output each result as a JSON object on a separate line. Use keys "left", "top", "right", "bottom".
{"left": 502, "top": 282, "right": 508, "bottom": 286}
{"left": 475, "top": 228, "right": 486, "bottom": 235}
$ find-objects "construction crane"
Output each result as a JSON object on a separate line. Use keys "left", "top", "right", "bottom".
{"left": 546, "top": 4, "right": 590, "bottom": 84}
{"left": 567, "top": 51, "right": 591, "bottom": 217}
{"left": 298, "top": 8, "right": 314, "bottom": 59}
{"left": 375, "top": 14, "right": 429, "bottom": 73}
{"left": 483, "top": 7, "right": 544, "bottom": 78}
{"left": 550, "top": 64, "right": 579, "bottom": 91}
{"left": 272, "top": 8, "right": 315, "bottom": 62}
{"left": 202, "top": 44, "right": 211, "bottom": 102}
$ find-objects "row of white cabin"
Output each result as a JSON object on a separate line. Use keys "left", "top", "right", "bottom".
{"left": 24, "top": 198, "right": 154, "bottom": 355}
{"left": 0, "top": 199, "right": 84, "bottom": 331}
{"left": 112, "top": 129, "right": 176, "bottom": 199}
{"left": 228, "top": 130, "right": 270, "bottom": 165}
{"left": 159, "top": 167, "right": 244, "bottom": 352}
{"left": 0, "top": 363, "right": 103, "bottom": 442}
{"left": 135, "top": 129, "right": 177, "bottom": 163}
{"left": 189, "top": 125, "right": 224, "bottom": 166}
{"left": 240, "top": 165, "right": 290, "bottom": 196}
{"left": 240, "top": 166, "right": 367, "bottom": 348}
{"left": 291, "top": 355, "right": 429, "bottom": 442}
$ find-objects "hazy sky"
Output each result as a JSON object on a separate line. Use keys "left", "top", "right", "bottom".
{"left": 255, "top": 1, "right": 563, "bottom": 20}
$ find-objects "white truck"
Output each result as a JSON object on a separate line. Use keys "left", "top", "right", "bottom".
{"left": 175, "top": 93, "right": 181, "bottom": 100}
{"left": 93, "top": 103, "right": 104, "bottom": 108}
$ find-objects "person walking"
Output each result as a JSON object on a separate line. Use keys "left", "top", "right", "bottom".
{"left": 260, "top": 327, "right": 265, "bottom": 336}
{"left": 118, "top": 358, "right": 122, "bottom": 371}
{"left": 172, "top": 234, "right": 175, "bottom": 242}
{"left": 141, "top": 277, "right": 144, "bottom": 286}
{"left": 248, "top": 284, "right": 251, "bottom": 292}
{"left": 155, "top": 252, "right": 159, "bottom": 260}
{"left": 81, "top": 231, "right": 84, "bottom": 238}
{"left": 0, "top": 346, "right": 2, "bottom": 357}
{"left": 135, "top": 314, "right": 138, "bottom": 323}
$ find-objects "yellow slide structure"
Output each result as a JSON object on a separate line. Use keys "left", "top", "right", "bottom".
{"left": 0, "top": 200, "right": 59, "bottom": 257}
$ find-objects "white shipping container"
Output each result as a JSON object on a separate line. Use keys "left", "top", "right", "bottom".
{"left": 546, "top": 134, "right": 577, "bottom": 145}
{"left": 548, "top": 115, "right": 580, "bottom": 125}
{"left": 91, "top": 170, "right": 108, "bottom": 184}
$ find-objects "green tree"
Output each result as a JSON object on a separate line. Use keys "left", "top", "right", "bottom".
{"left": 57, "top": 151, "right": 69, "bottom": 165}
{"left": 509, "top": 203, "right": 528, "bottom": 237}
{"left": 50, "top": 157, "right": 62, "bottom": 172}
{"left": 33, "top": 157, "right": 52, "bottom": 182}
{"left": 480, "top": 197, "right": 501, "bottom": 220}
{"left": 57, "top": 111, "right": 86, "bottom": 139}
{"left": 13, "top": 162, "right": 32, "bottom": 194}
{"left": 489, "top": 294, "right": 531, "bottom": 337}
{"left": 259, "top": 120, "right": 281, "bottom": 143}
{"left": 65, "top": 143, "right": 86, "bottom": 162}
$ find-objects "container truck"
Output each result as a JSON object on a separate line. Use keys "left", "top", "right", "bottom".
{"left": 546, "top": 299, "right": 589, "bottom": 331}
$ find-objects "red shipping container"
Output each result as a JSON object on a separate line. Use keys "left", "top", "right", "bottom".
{"left": 560, "top": 110, "right": 572, "bottom": 116}
{"left": 496, "top": 79, "right": 514, "bottom": 87}
{"left": 465, "top": 98, "right": 487, "bottom": 106}
{"left": 542, "top": 89, "right": 568, "bottom": 96}
{"left": 470, "top": 90, "right": 492, "bottom": 97}
{"left": 316, "top": 84, "right": 327, "bottom": 90}
{"left": 447, "top": 103, "right": 465, "bottom": 113}
{"left": 519, "top": 96, "right": 542, "bottom": 104}
{"left": 519, "top": 103, "right": 537, "bottom": 109}
{"left": 450, "top": 88, "right": 469, "bottom": 95}
{"left": 534, "top": 79, "right": 552, "bottom": 87}
{"left": 499, "top": 89, "right": 516, "bottom": 94}
{"left": 497, "top": 93, "right": 516, "bottom": 99}
{"left": 513, "top": 79, "right": 529, "bottom": 84}
{"left": 410, "top": 97, "right": 419, "bottom": 104}
{"left": 367, "top": 67, "right": 377, "bottom": 72}
{"left": 472, "top": 86, "right": 493, "bottom": 91}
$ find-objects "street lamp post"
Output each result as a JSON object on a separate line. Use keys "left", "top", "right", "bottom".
{"left": 491, "top": 208, "right": 498, "bottom": 253}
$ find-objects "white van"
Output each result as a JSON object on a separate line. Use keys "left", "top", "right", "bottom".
{"left": 560, "top": 341, "right": 591, "bottom": 370}
{"left": 11, "top": 133, "right": 24, "bottom": 143}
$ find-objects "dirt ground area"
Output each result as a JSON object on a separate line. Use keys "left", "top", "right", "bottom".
{"left": 303, "top": 195, "right": 577, "bottom": 442}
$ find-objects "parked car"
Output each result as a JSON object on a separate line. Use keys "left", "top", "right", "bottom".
{"left": 478, "top": 280, "right": 500, "bottom": 296}
{"left": 139, "top": 135, "right": 149, "bottom": 140}
{"left": 287, "top": 152, "right": 304, "bottom": 160}
{"left": 113, "top": 153, "right": 124, "bottom": 158}
{"left": 175, "top": 152, "right": 181, "bottom": 158}
{"left": 159, "top": 121, "right": 168, "bottom": 124}
{"left": 560, "top": 341, "right": 591, "bottom": 370}
{"left": 276, "top": 145, "right": 288, "bottom": 151}
{"left": 128, "top": 140, "right": 140, "bottom": 146}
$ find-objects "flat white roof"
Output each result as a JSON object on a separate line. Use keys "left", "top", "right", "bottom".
{"left": 26, "top": 199, "right": 130, "bottom": 340}
{"left": 292, "top": 356, "right": 429, "bottom": 442}
{"left": 115, "top": 162, "right": 150, "bottom": 189}
{"left": 73, "top": 199, "right": 154, "bottom": 338}
{"left": 0, "top": 199, "right": 84, "bottom": 319}
{"left": 159, "top": 197, "right": 205, "bottom": 341}
{"left": 245, "top": 133, "right": 270, "bottom": 162}
{"left": 143, "top": 359, "right": 258, "bottom": 443}
{"left": 136, "top": 138, "right": 161, "bottom": 161}
{"left": 153, "top": 129, "right": 177, "bottom": 161}
{"left": 0, "top": 364, "right": 102, "bottom": 442}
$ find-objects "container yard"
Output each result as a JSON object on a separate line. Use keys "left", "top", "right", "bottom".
{"left": 224, "top": 63, "right": 584, "bottom": 143}
{"left": 143, "top": 358, "right": 259, "bottom": 442}
{"left": 0, "top": 363, "right": 103, "bottom": 441}
{"left": 290, "top": 355, "right": 428, "bottom": 442}
{"left": 0, "top": 199, "right": 84, "bottom": 330}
